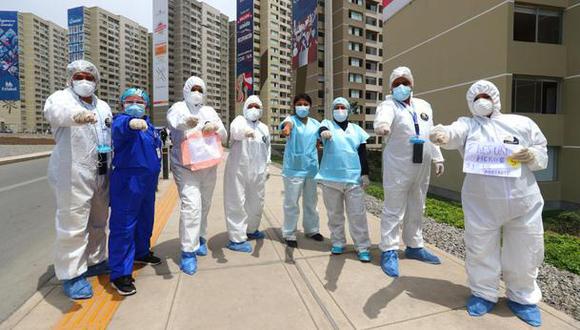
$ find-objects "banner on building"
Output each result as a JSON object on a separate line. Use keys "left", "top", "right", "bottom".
{"left": 153, "top": 0, "right": 169, "bottom": 108}
{"left": 0, "top": 11, "right": 20, "bottom": 101}
{"left": 292, "top": 0, "right": 317, "bottom": 69}
{"left": 382, "top": 0, "right": 412, "bottom": 22}
{"left": 67, "top": 7, "right": 84, "bottom": 62}
{"left": 236, "top": 0, "right": 254, "bottom": 106}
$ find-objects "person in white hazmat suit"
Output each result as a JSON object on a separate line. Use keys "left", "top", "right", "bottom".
{"left": 43, "top": 60, "right": 112, "bottom": 300}
{"left": 374, "top": 66, "right": 445, "bottom": 278}
{"left": 430, "top": 80, "right": 547, "bottom": 327}
{"left": 167, "top": 76, "right": 227, "bottom": 275}
{"left": 224, "top": 95, "right": 271, "bottom": 253}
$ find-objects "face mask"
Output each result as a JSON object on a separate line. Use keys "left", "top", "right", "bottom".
{"left": 473, "top": 98, "right": 494, "bottom": 117}
{"left": 392, "top": 85, "right": 412, "bottom": 102}
{"left": 72, "top": 80, "right": 96, "bottom": 97}
{"left": 333, "top": 109, "right": 348, "bottom": 123}
{"left": 189, "top": 91, "right": 203, "bottom": 105}
{"left": 125, "top": 104, "right": 146, "bottom": 118}
{"left": 295, "top": 105, "right": 310, "bottom": 118}
{"left": 245, "top": 107, "right": 261, "bottom": 122}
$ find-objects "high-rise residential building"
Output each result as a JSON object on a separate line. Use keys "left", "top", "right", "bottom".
{"left": 293, "top": 1, "right": 384, "bottom": 149}
{"left": 155, "top": 0, "right": 229, "bottom": 127}
{"left": 67, "top": 6, "right": 150, "bottom": 112}
{"left": 8, "top": 13, "right": 68, "bottom": 133}
{"left": 236, "top": 0, "right": 294, "bottom": 133}
{"left": 228, "top": 20, "right": 237, "bottom": 123}
{"left": 382, "top": 0, "right": 580, "bottom": 208}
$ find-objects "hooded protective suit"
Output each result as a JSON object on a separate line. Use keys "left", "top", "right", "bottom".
{"left": 167, "top": 76, "right": 227, "bottom": 253}
{"left": 374, "top": 67, "right": 444, "bottom": 252}
{"left": 43, "top": 60, "right": 112, "bottom": 280}
{"left": 433, "top": 80, "right": 547, "bottom": 305}
{"left": 224, "top": 95, "right": 271, "bottom": 243}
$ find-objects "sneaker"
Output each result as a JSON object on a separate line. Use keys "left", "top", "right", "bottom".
{"left": 358, "top": 250, "right": 371, "bottom": 263}
{"left": 135, "top": 251, "right": 162, "bottom": 266}
{"left": 331, "top": 245, "right": 344, "bottom": 255}
{"left": 111, "top": 276, "right": 137, "bottom": 296}
{"left": 247, "top": 230, "right": 266, "bottom": 240}
{"left": 307, "top": 233, "right": 324, "bottom": 241}
{"left": 286, "top": 239, "right": 298, "bottom": 248}
{"left": 84, "top": 260, "right": 110, "bottom": 277}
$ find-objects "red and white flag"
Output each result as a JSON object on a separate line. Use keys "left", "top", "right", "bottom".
{"left": 382, "top": 0, "right": 412, "bottom": 22}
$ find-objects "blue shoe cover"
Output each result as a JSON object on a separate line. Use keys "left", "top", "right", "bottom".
{"left": 466, "top": 295, "right": 496, "bottom": 316}
{"left": 404, "top": 247, "right": 441, "bottom": 264}
{"left": 84, "top": 260, "right": 110, "bottom": 277}
{"left": 330, "top": 245, "right": 344, "bottom": 255}
{"left": 507, "top": 300, "right": 542, "bottom": 327}
{"left": 358, "top": 250, "right": 371, "bottom": 263}
{"left": 381, "top": 250, "right": 399, "bottom": 277}
{"left": 63, "top": 276, "right": 93, "bottom": 299}
{"left": 247, "top": 230, "right": 266, "bottom": 240}
{"left": 195, "top": 237, "right": 208, "bottom": 256}
{"left": 226, "top": 241, "right": 252, "bottom": 253}
{"left": 180, "top": 251, "right": 198, "bottom": 275}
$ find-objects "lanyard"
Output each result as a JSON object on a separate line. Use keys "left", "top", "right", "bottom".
{"left": 397, "top": 100, "right": 420, "bottom": 136}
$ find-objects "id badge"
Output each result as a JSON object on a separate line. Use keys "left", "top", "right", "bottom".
{"left": 97, "top": 144, "right": 112, "bottom": 153}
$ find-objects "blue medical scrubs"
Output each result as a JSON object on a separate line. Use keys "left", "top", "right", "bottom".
{"left": 109, "top": 114, "right": 161, "bottom": 281}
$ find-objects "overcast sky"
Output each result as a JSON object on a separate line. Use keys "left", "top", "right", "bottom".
{"left": 0, "top": 0, "right": 236, "bottom": 31}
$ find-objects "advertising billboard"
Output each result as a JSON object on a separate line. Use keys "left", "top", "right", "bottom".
{"left": 291, "top": 0, "right": 317, "bottom": 69}
{"left": 235, "top": 0, "right": 254, "bottom": 106}
{"left": 67, "top": 7, "right": 85, "bottom": 62}
{"left": 0, "top": 11, "right": 20, "bottom": 101}
{"left": 153, "top": 0, "right": 169, "bottom": 108}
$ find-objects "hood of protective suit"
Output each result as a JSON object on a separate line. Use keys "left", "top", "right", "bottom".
{"left": 466, "top": 80, "right": 501, "bottom": 116}
{"left": 66, "top": 60, "right": 100, "bottom": 86}
{"left": 183, "top": 76, "right": 206, "bottom": 109}
{"left": 389, "top": 66, "right": 414, "bottom": 87}
{"left": 332, "top": 97, "right": 351, "bottom": 113}
{"left": 243, "top": 95, "right": 263, "bottom": 118}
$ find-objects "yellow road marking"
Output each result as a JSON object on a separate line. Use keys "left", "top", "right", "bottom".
{"left": 54, "top": 182, "right": 178, "bottom": 330}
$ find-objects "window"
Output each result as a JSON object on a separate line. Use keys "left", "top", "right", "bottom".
{"left": 349, "top": 57, "right": 362, "bottom": 67}
{"left": 349, "top": 26, "right": 363, "bottom": 37}
{"left": 348, "top": 42, "right": 363, "bottom": 52}
{"left": 535, "top": 147, "right": 558, "bottom": 181}
{"left": 349, "top": 89, "right": 362, "bottom": 99}
{"left": 514, "top": 5, "right": 562, "bottom": 44}
{"left": 349, "top": 73, "right": 363, "bottom": 83}
{"left": 349, "top": 10, "right": 363, "bottom": 21}
{"left": 512, "top": 76, "right": 559, "bottom": 114}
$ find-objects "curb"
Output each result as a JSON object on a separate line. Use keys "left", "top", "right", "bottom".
{"left": 0, "top": 151, "right": 52, "bottom": 166}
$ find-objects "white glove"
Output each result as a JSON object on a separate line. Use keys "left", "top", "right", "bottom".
{"left": 320, "top": 130, "right": 332, "bottom": 140}
{"left": 510, "top": 148, "right": 535, "bottom": 163}
{"left": 430, "top": 125, "right": 449, "bottom": 145}
{"left": 202, "top": 122, "right": 219, "bottom": 134}
{"left": 434, "top": 162, "right": 445, "bottom": 177}
{"left": 129, "top": 118, "right": 148, "bottom": 131}
{"left": 73, "top": 110, "right": 97, "bottom": 124}
{"left": 361, "top": 175, "right": 370, "bottom": 189}
{"left": 374, "top": 125, "right": 391, "bottom": 136}
{"left": 245, "top": 128, "right": 255, "bottom": 138}
{"left": 185, "top": 115, "right": 199, "bottom": 128}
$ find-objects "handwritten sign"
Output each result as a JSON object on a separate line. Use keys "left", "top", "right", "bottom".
{"left": 463, "top": 141, "right": 522, "bottom": 178}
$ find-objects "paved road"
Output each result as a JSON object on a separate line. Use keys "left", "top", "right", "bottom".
{"left": 0, "top": 158, "right": 55, "bottom": 322}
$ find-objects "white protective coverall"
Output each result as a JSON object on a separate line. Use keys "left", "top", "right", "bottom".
{"left": 224, "top": 95, "right": 271, "bottom": 243}
{"left": 167, "top": 76, "right": 227, "bottom": 253}
{"left": 435, "top": 80, "right": 547, "bottom": 305}
{"left": 44, "top": 60, "right": 112, "bottom": 280}
{"left": 374, "top": 68, "right": 444, "bottom": 252}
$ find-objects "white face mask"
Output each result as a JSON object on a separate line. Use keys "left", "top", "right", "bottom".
{"left": 72, "top": 80, "right": 96, "bottom": 97}
{"left": 189, "top": 91, "right": 203, "bottom": 105}
{"left": 245, "top": 107, "right": 261, "bottom": 122}
{"left": 333, "top": 109, "right": 348, "bottom": 123}
{"left": 473, "top": 98, "right": 494, "bottom": 117}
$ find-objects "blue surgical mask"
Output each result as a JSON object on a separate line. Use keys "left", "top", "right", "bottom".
{"left": 295, "top": 105, "right": 310, "bottom": 118}
{"left": 392, "top": 85, "right": 412, "bottom": 102}
{"left": 333, "top": 109, "right": 348, "bottom": 123}
{"left": 125, "top": 104, "right": 146, "bottom": 118}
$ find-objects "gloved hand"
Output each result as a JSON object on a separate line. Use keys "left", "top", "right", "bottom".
{"left": 202, "top": 122, "right": 219, "bottom": 135}
{"left": 185, "top": 115, "right": 199, "bottom": 128}
{"left": 320, "top": 130, "right": 332, "bottom": 140}
{"left": 73, "top": 111, "right": 97, "bottom": 124}
{"left": 510, "top": 148, "right": 535, "bottom": 163}
{"left": 434, "top": 162, "right": 445, "bottom": 177}
{"left": 430, "top": 125, "right": 449, "bottom": 145}
{"left": 129, "top": 118, "right": 148, "bottom": 131}
{"left": 245, "top": 128, "right": 255, "bottom": 138}
{"left": 281, "top": 122, "right": 293, "bottom": 137}
{"left": 361, "top": 175, "right": 370, "bottom": 189}
{"left": 374, "top": 125, "right": 391, "bottom": 136}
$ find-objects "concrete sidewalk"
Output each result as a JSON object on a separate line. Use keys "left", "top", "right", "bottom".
{"left": 2, "top": 162, "right": 578, "bottom": 329}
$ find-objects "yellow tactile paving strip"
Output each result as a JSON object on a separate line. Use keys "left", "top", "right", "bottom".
{"left": 54, "top": 183, "right": 178, "bottom": 330}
